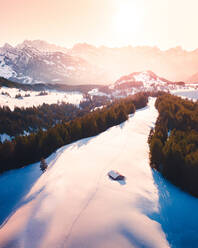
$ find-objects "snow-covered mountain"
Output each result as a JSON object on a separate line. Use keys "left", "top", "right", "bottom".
{"left": 0, "top": 43, "right": 107, "bottom": 85}
{"left": 110, "top": 71, "right": 185, "bottom": 96}
{"left": 16, "top": 40, "right": 68, "bottom": 53}
{"left": 1, "top": 98, "right": 198, "bottom": 248}
{"left": 87, "top": 71, "right": 188, "bottom": 98}
{"left": 113, "top": 71, "right": 170, "bottom": 90}
{"left": 2, "top": 40, "right": 198, "bottom": 85}
{"left": 69, "top": 43, "right": 198, "bottom": 82}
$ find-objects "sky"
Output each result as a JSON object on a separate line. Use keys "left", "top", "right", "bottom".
{"left": 0, "top": 0, "right": 197, "bottom": 50}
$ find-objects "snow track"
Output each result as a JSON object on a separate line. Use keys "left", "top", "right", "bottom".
{"left": 1, "top": 97, "right": 198, "bottom": 248}
{"left": 61, "top": 129, "right": 129, "bottom": 248}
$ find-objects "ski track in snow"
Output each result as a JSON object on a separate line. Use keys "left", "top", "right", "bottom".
{"left": 61, "top": 130, "right": 129, "bottom": 248}
{"left": 1, "top": 96, "right": 198, "bottom": 248}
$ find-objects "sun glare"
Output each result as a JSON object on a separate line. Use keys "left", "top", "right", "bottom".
{"left": 113, "top": 2, "right": 143, "bottom": 40}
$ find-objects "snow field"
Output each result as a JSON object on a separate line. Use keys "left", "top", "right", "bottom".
{"left": 0, "top": 87, "right": 84, "bottom": 111}
{"left": 1, "top": 96, "right": 198, "bottom": 247}
{"left": 0, "top": 98, "right": 169, "bottom": 248}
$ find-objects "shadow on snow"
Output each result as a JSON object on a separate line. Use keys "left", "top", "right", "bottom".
{"left": 0, "top": 147, "right": 65, "bottom": 227}
{"left": 0, "top": 163, "right": 42, "bottom": 226}
{"left": 146, "top": 170, "right": 198, "bottom": 248}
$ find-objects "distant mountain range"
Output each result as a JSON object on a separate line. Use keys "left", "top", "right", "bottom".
{"left": 0, "top": 42, "right": 108, "bottom": 85}
{"left": 0, "top": 70, "right": 181, "bottom": 92}
{"left": 16, "top": 40, "right": 68, "bottom": 53}
{"left": 0, "top": 40, "right": 198, "bottom": 85}
{"left": 68, "top": 43, "right": 198, "bottom": 83}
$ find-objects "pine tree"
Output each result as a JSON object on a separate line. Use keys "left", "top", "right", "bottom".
{"left": 40, "top": 158, "right": 48, "bottom": 172}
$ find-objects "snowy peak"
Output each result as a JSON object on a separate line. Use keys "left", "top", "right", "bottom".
{"left": 16, "top": 40, "right": 68, "bottom": 53}
{"left": 113, "top": 71, "right": 171, "bottom": 89}
{"left": 0, "top": 44, "right": 41, "bottom": 62}
{"left": 89, "top": 71, "right": 186, "bottom": 99}
{"left": 3, "top": 43, "right": 14, "bottom": 50}
{"left": 0, "top": 43, "right": 105, "bottom": 85}
{"left": 20, "top": 45, "right": 42, "bottom": 57}
{"left": 104, "top": 70, "right": 186, "bottom": 97}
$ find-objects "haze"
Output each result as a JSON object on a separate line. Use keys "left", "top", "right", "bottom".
{"left": 1, "top": 0, "right": 198, "bottom": 50}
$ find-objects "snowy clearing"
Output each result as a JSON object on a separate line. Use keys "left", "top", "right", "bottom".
{"left": 172, "top": 89, "right": 198, "bottom": 100}
{"left": 0, "top": 87, "right": 84, "bottom": 110}
{"left": 0, "top": 97, "right": 198, "bottom": 248}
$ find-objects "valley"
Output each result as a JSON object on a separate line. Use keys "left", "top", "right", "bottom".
{"left": 2, "top": 0, "right": 198, "bottom": 246}
{"left": 0, "top": 41, "right": 198, "bottom": 248}
{"left": 1, "top": 97, "right": 198, "bottom": 248}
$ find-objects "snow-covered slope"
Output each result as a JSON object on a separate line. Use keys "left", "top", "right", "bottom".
{"left": 17, "top": 40, "right": 68, "bottom": 54}
{"left": 96, "top": 71, "right": 189, "bottom": 98}
{"left": 112, "top": 71, "right": 173, "bottom": 93}
{"left": 1, "top": 98, "right": 198, "bottom": 247}
{"left": 114, "top": 71, "right": 169, "bottom": 88}
{"left": 0, "top": 43, "right": 106, "bottom": 85}
{"left": 0, "top": 87, "right": 84, "bottom": 111}
{"left": 172, "top": 89, "right": 198, "bottom": 100}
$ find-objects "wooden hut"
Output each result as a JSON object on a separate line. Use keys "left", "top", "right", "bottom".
{"left": 108, "top": 170, "right": 125, "bottom": 181}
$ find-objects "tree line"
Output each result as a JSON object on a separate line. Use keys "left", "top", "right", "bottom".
{"left": 0, "top": 92, "right": 148, "bottom": 173}
{"left": 148, "top": 93, "right": 198, "bottom": 197}
{"left": 0, "top": 95, "right": 111, "bottom": 137}
{"left": 0, "top": 89, "right": 161, "bottom": 137}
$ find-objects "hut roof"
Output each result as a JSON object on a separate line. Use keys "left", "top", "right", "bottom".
{"left": 108, "top": 170, "right": 124, "bottom": 180}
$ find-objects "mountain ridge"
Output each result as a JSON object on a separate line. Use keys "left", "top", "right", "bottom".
{"left": 1, "top": 40, "right": 198, "bottom": 85}
{"left": 0, "top": 44, "right": 107, "bottom": 85}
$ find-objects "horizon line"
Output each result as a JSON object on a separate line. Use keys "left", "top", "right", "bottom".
{"left": 1, "top": 39, "right": 198, "bottom": 53}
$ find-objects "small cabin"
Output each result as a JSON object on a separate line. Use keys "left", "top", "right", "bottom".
{"left": 108, "top": 170, "right": 125, "bottom": 181}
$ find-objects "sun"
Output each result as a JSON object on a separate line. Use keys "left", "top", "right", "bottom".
{"left": 113, "top": 2, "right": 143, "bottom": 38}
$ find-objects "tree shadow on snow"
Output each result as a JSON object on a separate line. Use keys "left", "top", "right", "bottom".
{"left": 1, "top": 206, "right": 49, "bottom": 248}
{"left": 0, "top": 147, "right": 65, "bottom": 227}
{"left": 74, "top": 136, "right": 94, "bottom": 149}
{"left": 0, "top": 186, "right": 46, "bottom": 229}
{"left": 119, "top": 226, "right": 150, "bottom": 248}
{"left": 119, "top": 122, "right": 125, "bottom": 129}
{"left": 147, "top": 170, "right": 198, "bottom": 248}
{"left": 0, "top": 164, "right": 42, "bottom": 226}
